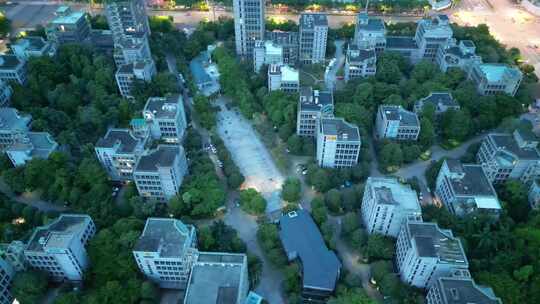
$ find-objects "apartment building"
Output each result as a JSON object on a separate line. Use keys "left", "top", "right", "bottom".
{"left": 296, "top": 87, "right": 334, "bottom": 137}
{"left": 46, "top": 6, "right": 91, "bottom": 45}
{"left": 353, "top": 12, "right": 386, "bottom": 52}
{"left": 376, "top": 105, "right": 421, "bottom": 141}
{"left": 0, "top": 108, "right": 31, "bottom": 150}
{"left": 477, "top": 130, "right": 540, "bottom": 184}
{"left": 143, "top": 95, "right": 187, "bottom": 143}
{"left": 427, "top": 270, "right": 502, "bottom": 304}
{"left": 184, "top": 252, "right": 249, "bottom": 304}
{"left": 133, "top": 145, "right": 188, "bottom": 201}
{"left": 435, "top": 159, "right": 501, "bottom": 217}
{"left": 133, "top": 218, "right": 198, "bottom": 289}
{"left": 344, "top": 44, "right": 377, "bottom": 82}
{"left": 265, "top": 30, "right": 299, "bottom": 64}
{"left": 469, "top": 63, "right": 522, "bottom": 96}
{"left": 104, "top": 0, "right": 151, "bottom": 42}
{"left": 95, "top": 128, "right": 147, "bottom": 181}
{"left": 436, "top": 39, "right": 482, "bottom": 74}
{"left": 0, "top": 81, "right": 12, "bottom": 107}
{"left": 279, "top": 210, "right": 341, "bottom": 303}
{"left": 253, "top": 40, "right": 283, "bottom": 72}
{"left": 233, "top": 0, "right": 265, "bottom": 57}
{"left": 115, "top": 60, "right": 156, "bottom": 98}
{"left": 316, "top": 117, "right": 361, "bottom": 168}
{"left": 5, "top": 132, "right": 59, "bottom": 167}
{"left": 414, "top": 92, "right": 460, "bottom": 114}
{"left": 0, "top": 258, "right": 13, "bottom": 304}
{"left": 113, "top": 34, "right": 152, "bottom": 66}
{"left": 396, "top": 220, "right": 468, "bottom": 288}
{"left": 299, "top": 13, "right": 328, "bottom": 64}
{"left": 361, "top": 177, "right": 422, "bottom": 237}
{"left": 24, "top": 214, "right": 96, "bottom": 282}
{"left": 414, "top": 15, "right": 454, "bottom": 62}
{"left": 11, "top": 37, "right": 57, "bottom": 60}
{"left": 267, "top": 64, "right": 299, "bottom": 93}
{"left": 0, "top": 55, "right": 27, "bottom": 85}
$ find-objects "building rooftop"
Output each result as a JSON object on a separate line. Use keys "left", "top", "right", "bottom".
{"left": 444, "top": 159, "right": 498, "bottom": 198}
{"left": 366, "top": 177, "right": 421, "bottom": 211}
{"left": 299, "top": 87, "right": 334, "bottom": 112}
{"left": 265, "top": 30, "right": 298, "bottom": 45}
{"left": 95, "top": 128, "right": 142, "bottom": 153}
{"left": 356, "top": 12, "right": 385, "bottom": 32}
{"left": 7, "top": 132, "right": 58, "bottom": 158}
{"left": 300, "top": 13, "right": 328, "bottom": 29}
{"left": 280, "top": 65, "right": 299, "bottom": 82}
{"left": 0, "top": 108, "right": 31, "bottom": 132}
{"left": 436, "top": 276, "right": 502, "bottom": 304}
{"left": 133, "top": 218, "right": 193, "bottom": 258}
{"left": 386, "top": 36, "right": 418, "bottom": 49}
{"left": 13, "top": 36, "right": 48, "bottom": 51}
{"left": 380, "top": 105, "right": 420, "bottom": 127}
{"left": 347, "top": 44, "right": 376, "bottom": 62}
{"left": 417, "top": 92, "right": 459, "bottom": 109}
{"left": 135, "top": 145, "right": 181, "bottom": 172}
{"left": 320, "top": 117, "right": 360, "bottom": 142}
{"left": 0, "top": 55, "right": 23, "bottom": 70}
{"left": 488, "top": 133, "right": 540, "bottom": 160}
{"left": 477, "top": 64, "right": 522, "bottom": 83}
{"left": 26, "top": 214, "right": 92, "bottom": 252}
{"left": 143, "top": 95, "right": 182, "bottom": 120}
{"left": 279, "top": 210, "right": 341, "bottom": 291}
{"left": 264, "top": 40, "right": 282, "bottom": 57}
{"left": 50, "top": 7, "right": 85, "bottom": 25}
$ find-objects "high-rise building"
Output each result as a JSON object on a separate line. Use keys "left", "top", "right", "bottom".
{"left": 299, "top": 13, "right": 328, "bottom": 64}
{"left": 265, "top": 30, "right": 299, "bottom": 64}
{"left": 233, "top": 0, "right": 265, "bottom": 57}
{"left": 143, "top": 95, "right": 187, "bottom": 143}
{"left": 376, "top": 105, "right": 421, "bottom": 141}
{"left": 24, "top": 214, "right": 96, "bottom": 282}
{"left": 296, "top": 87, "right": 334, "bottom": 137}
{"left": 0, "top": 258, "right": 14, "bottom": 304}
{"left": 316, "top": 117, "right": 361, "bottom": 168}
{"left": 426, "top": 270, "right": 502, "bottom": 304}
{"left": 104, "top": 0, "right": 151, "bottom": 42}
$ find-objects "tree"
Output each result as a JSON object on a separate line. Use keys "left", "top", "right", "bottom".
{"left": 499, "top": 180, "right": 530, "bottom": 223}
{"left": 418, "top": 118, "right": 435, "bottom": 149}
{"left": 311, "top": 197, "right": 328, "bottom": 226}
{"left": 328, "top": 288, "right": 376, "bottom": 304}
{"left": 12, "top": 271, "right": 48, "bottom": 304}
{"left": 441, "top": 109, "right": 472, "bottom": 142}
{"left": 140, "top": 281, "right": 159, "bottom": 302}
{"left": 239, "top": 188, "right": 267, "bottom": 215}
{"left": 379, "top": 142, "right": 403, "bottom": 171}
{"left": 402, "top": 144, "right": 421, "bottom": 163}
{"left": 199, "top": 221, "right": 246, "bottom": 253}
{"left": 325, "top": 189, "right": 342, "bottom": 213}
{"left": 0, "top": 15, "right": 11, "bottom": 37}
{"left": 364, "top": 234, "right": 395, "bottom": 262}
{"left": 282, "top": 178, "right": 302, "bottom": 203}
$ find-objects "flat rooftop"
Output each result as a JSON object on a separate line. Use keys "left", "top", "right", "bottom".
{"left": 7, "top": 132, "right": 58, "bottom": 158}
{"left": 13, "top": 37, "right": 47, "bottom": 51}
{"left": 386, "top": 36, "right": 418, "bottom": 50}
{"left": 356, "top": 12, "right": 385, "bottom": 32}
{"left": 280, "top": 65, "right": 299, "bottom": 83}
{"left": 299, "top": 87, "right": 333, "bottom": 112}
{"left": 133, "top": 218, "right": 193, "bottom": 258}
{"left": 478, "top": 64, "right": 522, "bottom": 82}
{"left": 348, "top": 44, "right": 376, "bottom": 62}
{"left": 300, "top": 13, "right": 328, "bottom": 29}
{"left": 26, "top": 214, "right": 92, "bottom": 252}
{"left": 444, "top": 159, "right": 498, "bottom": 198}
{"left": 135, "top": 145, "right": 181, "bottom": 172}
{"left": 144, "top": 95, "right": 182, "bottom": 119}
{"left": 0, "top": 108, "right": 31, "bottom": 132}
{"left": 437, "top": 276, "right": 502, "bottom": 304}
{"left": 320, "top": 117, "right": 360, "bottom": 142}
{"left": 366, "top": 177, "right": 421, "bottom": 212}
{"left": 95, "top": 128, "right": 142, "bottom": 153}
{"left": 488, "top": 133, "right": 540, "bottom": 160}
{"left": 380, "top": 105, "right": 419, "bottom": 127}
{"left": 0, "top": 55, "right": 23, "bottom": 70}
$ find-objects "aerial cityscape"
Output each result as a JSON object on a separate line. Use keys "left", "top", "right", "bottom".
{"left": 0, "top": 0, "right": 537, "bottom": 303}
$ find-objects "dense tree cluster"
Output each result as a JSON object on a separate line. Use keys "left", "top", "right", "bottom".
{"left": 210, "top": 134, "right": 245, "bottom": 189}
{"left": 239, "top": 188, "right": 267, "bottom": 215}
{"left": 257, "top": 223, "right": 288, "bottom": 267}
{"left": 198, "top": 220, "right": 247, "bottom": 253}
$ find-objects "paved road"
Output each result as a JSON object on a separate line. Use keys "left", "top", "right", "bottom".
{"left": 0, "top": 178, "right": 67, "bottom": 212}
{"left": 325, "top": 40, "right": 345, "bottom": 91}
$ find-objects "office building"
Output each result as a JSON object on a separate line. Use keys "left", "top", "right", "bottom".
{"left": 104, "top": 0, "right": 150, "bottom": 42}
{"left": 435, "top": 159, "right": 501, "bottom": 217}
{"left": 414, "top": 15, "right": 453, "bottom": 62}
{"left": 267, "top": 64, "right": 299, "bottom": 93}
{"left": 133, "top": 218, "right": 198, "bottom": 289}
{"left": 376, "top": 105, "right": 421, "bottom": 141}
{"left": 184, "top": 252, "right": 249, "bottom": 304}
{"left": 296, "top": 87, "right": 334, "bottom": 137}
{"left": 143, "top": 95, "right": 187, "bottom": 143}
{"left": 253, "top": 40, "right": 283, "bottom": 72}
{"left": 233, "top": 0, "right": 265, "bottom": 57}
{"left": 414, "top": 92, "right": 460, "bottom": 114}
{"left": 436, "top": 39, "right": 482, "bottom": 74}
{"left": 4, "top": 241, "right": 26, "bottom": 272}
{"left": 385, "top": 36, "right": 421, "bottom": 64}
{"left": 11, "top": 37, "right": 57, "bottom": 60}
{"left": 353, "top": 12, "right": 386, "bottom": 52}
{"left": 95, "top": 128, "right": 147, "bottom": 181}
{"left": 115, "top": 60, "right": 156, "bottom": 98}
{"left": 396, "top": 220, "right": 468, "bottom": 288}
{"left": 5, "top": 132, "right": 58, "bottom": 166}
{"left": 299, "top": 13, "right": 328, "bottom": 64}
{"left": 265, "top": 30, "right": 299, "bottom": 64}
{"left": 316, "top": 117, "right": 361, "bottom": 168}
{"left": 134, "top": 145, "right": 188, "bottom": 201}
{"left": 426, "top": 270, "right": 502, "bottom": 304}
{"left": 361, "top": 177, "right": 422, "bottom": 237}
{"left": 0, "top": 80, "right": 12, "bottom": 107}
{"left": 24, "top": 214, "right": 96, "bottom": 282}
{"left": 477, "top": 130, "right": 540, "bottom": 184}
{"left": 46, "top": 6, "right": 91, "bottom": 45}
{"left": 279, "top": 210, "right": 341, "bottom": 303}
{"left": 469, "top": 63, "right": 522, "bottom": 96}
{"left": 0, "top": 108, "right": 31, "bottom": 150}
{"left": 113, "top": 34, "right": 152, "bottom": 66}
{"left": 344, "top": 44, "right": 377, "bottom": 82}
{"left": 0, "top": 55, "right": 27, "bottom": 85}
{"left": 0, "top": 258, "right": 13, "bottom": 304}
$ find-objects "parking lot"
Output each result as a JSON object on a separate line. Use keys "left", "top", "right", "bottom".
{"left": 215, "top": 98, "right": 285, "bottom": 213}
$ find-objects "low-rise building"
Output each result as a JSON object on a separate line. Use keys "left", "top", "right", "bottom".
{"left": 0, "top": 55, "right": 27, "bottom": 85}
{"left": 113, "top": 34, "right": 152, "bottom": 66}
{"left": 0, "top": 258, "right": 14, "bottom": 304}
{"left": 95, "top": 128, "right": 147, "bottom": 181}
{"left": 89, "top": 29, "right": 115, "bottom": 55}
{"left": 5, "top": 132, "right": 58, "bottom": 166}
{"left": 133, "top": 218, "right": 198, "bottom": 289}
{"left": 115, "top": 60, "right": 156, "bottom": 98}
{"left": 296, "top": 87, "right": 334, "bottom": 137}
{"left": 353, "top": 12, "right": 386, "bottom": 52}
{"left": 414, "top": 92, "right": 460, "bottom": 114}
{"left": 477, "top": 130, "right": 540, "bottom": 184}
{"left": 11, "top": 37, "right": 57, "bottom": 60}
{"left": 46, "top": 6, "right": 91, "bottom": 45}
{"left": 143, "top": 95, "right": 187, "bottom": 143}
{"left": 0, "top": 81, "right": 12, "bottom": 108}
{"left": 0, "top": 108, "right": 31, "bottom": 150}
{"left": 436, "top": 39, "right": 482, "bottom": 74}
{"left": 469, "top": 63, "right": 522, "bottom": 96}
{"left": 267, "top": 64, "right": 299, "bottom": 93}
{"left": 253, "top": 40, "right": 283, "bottom": 72}
{"left": 396, "top": 220, "right": 468, "bottom": 288}
{"left": 316, "top": 117, "right": 361, "bottom": 168}
{"left": 426, "top": 270, "right": 502, "bottom": 304}
{"left": 4, "top": 241, "right": 26, "bottom": 272}
{"left": 24, "top": 214, "right": 96, "bottom": 282}
{"left": 415, "top": 15, "right": 454, "bottom": 62}
{"left": 435, "top": 159, "right": 501, "bottom": 217}
{"left": 184, "top": 252, "right": 249, "bottom": 304}
{"left": 376, "top": 105, "right": 421, "bottom": 141}
{"left": 265, "top": 30, "right": 299, "bottom": 64}
{"left": 299, "top": 13, "right": 328, "bottom": 64}
{"left": 529, "top": 179, "right": 540, "bottom": 210}
{"left": 279, "top": 210, "right": 341, "bottom": 303}
{"left": 133, "top": 145, "right": 188, "bottom": 201}
{"left": 361, "top": 177, "right": 422, "bottom": 237}
{"left": 344, "top": 44, "right": 376, "bottom": 82}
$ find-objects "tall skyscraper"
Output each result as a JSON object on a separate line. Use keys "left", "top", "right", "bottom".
{"left": 299, "top": 13, "right": 328, "bottom": 64}
{"left": 233, "top": 0, "right": 265, "bottom": 57}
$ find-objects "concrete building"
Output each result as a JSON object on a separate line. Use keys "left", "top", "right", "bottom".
{"left": 253, "top": 40, "right": 283, "bottom": 72}
{"left": 24, "top": 214, "right": 96, "bottom": 282}
{"left": 296, "top": 87, "right": 334, "bottom": 137}
{"left": 344, "top": 44, "right": 377, "bottom": 82}
{"left": 11, "top": 37, "right": 57, "bottom": 60}
{"left": 115, "top": 60, "right": 156, "bottom": 98}
{"left": 435, "top": 159, "right": 501, "bottom": 217}
{"left": 113, "top": 34, "right": 152, "bottom": 66}
{"left": 376, "top": 105, "right": 421, "bottom": 141}
{"left": 426, "top": 270, "right": 502, "bottom": 304}
{"left": 104, "top": 0, "right": 150, "bottom": 42}
{"left": 46, "top": 6, "right": 91, "bottom": 45}
{"left": 477, "top": 130, "right": 540, "bottom": 184}
{"left": 133, "top": 145, "right": 188, "bottom": 201}
{"left": 385, "top": 36, "right": 421, "bottom": 64}
{"left": 184, "top": 252, "right": 249, "bottom": 304}
{"left": 316, "top": 117, "right": 361, "bottom": 168}
{"left": 436, "top": 39, "right": 482, "bottom": 74}
{"left": 5, "top": 132, "right": 59, "bottom": 167}
{"left": 414, "top": 15, "right": 454, "bottom": 62}
{"left": 0, "top": 81, "right": 12, "bottom": 107}
{"left": 0, "top": 108, "right": 31, "bottom": 150}
{"left": 353, "top": 12, "right": 386, "bottom": 52}
{"left": 414, "top": 92, "right": 460, "bottom": 114}
{"left": 469, "top": 63, "right": 522, "bottom": 96}
{"left": 0, "top": 258, "right": 13, "bottom": 304}
{"left": 233, "top": 0, "right": 265, "bottom": 57}
{"left": 267, "top": 64, "right": 299, "bottom": 93}
{"left": 0, "top": 55, "right": 27, "bottom": 85}
{"left": 90, "top": 29, "right": 115, "bottom": 55}
{"left": 4, "top": 241, "right": 26, "bottom": 272}
{"left": 133, "top": 218, "right": 198, "bottom": 289}
{"left": 279, "top": 210, "right": 341, "bottom": 303}
{"left": 299, "top": 13, "right": 328, "bottom": 64}
{"left": 361, "top": 177, "right": 422, "bottom": 237}
{"left": 265, "top": 30, "right": 299, "bottom": 64}
{"left": 95, "top": 128, "right": 147, "bottom": 181}
{"left": 528, "top": 179, "right": 540, "bottom": 210}
{"left": 396, "top": 220, "right": 468, "bottom": 288}
{"left": 143, "top": 95, "right": 187, "bottom": 143}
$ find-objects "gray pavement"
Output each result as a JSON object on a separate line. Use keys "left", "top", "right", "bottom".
{"left": 325, "top": 40, "right": 345, "bottom": 91}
